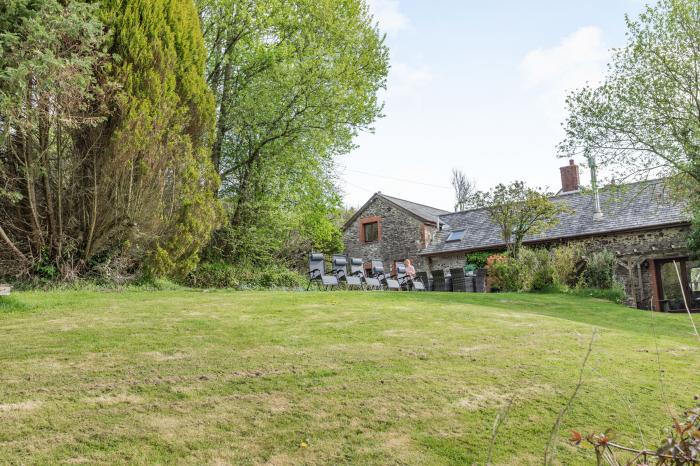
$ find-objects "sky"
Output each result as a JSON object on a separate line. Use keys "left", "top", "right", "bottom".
{"left": 338, "top": 0, "right": 647, "bottom": 211}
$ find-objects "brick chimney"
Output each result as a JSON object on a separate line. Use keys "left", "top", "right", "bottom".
{"left": 559, "top": 159, "right": 580, "bottom": 193}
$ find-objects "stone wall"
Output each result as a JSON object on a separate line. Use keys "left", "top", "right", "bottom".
{"left": 342, "top": 196, "right": 433, "bottom": 271}
{"left": 422, "top": 225, "right": 691, "bottom": 309}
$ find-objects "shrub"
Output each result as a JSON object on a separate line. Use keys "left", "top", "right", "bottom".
{"left": 465, "top": 251, "right": 498, "bottom": 270}
{"left": 488, "top": 255, "right": 523, "bottom": 292}
{"left": 186, "top": 262, "right": 240, "bottom": 288}
{"left": 519, "top": 247, "right": 554, "bottom": 291}
{"left": 551, "top": 244, "right": 582, "bottom": 289}
{"left": 186, "top": 262, "right": 304, "bottom": 289}
{"left": 580, "top": 250, "right": 616, "bottom": 289}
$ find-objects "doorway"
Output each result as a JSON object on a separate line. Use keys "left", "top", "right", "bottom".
{"left": 652, "top": 258, "right": 699, "bottom": 312}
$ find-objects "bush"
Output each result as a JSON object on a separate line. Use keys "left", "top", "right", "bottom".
{"left": 465, "top": 251, "right": 499, "bottom": 269}
{"left": 551, "top": 244, "right": 581, "bottom": 289}
{"left": 489, "top": 248, "right": 553, "bottom": 292}
{"left": 186, "top": 262, "right": 305, "bottom": 289}
{"left": 580, "top": 250, "right": 616, "bottom": 289}
{"left": 519, "top": 247, "right": 554, "bottom": 291}
{"left": 488, "top": 255, "right": 523, "bottom": 291}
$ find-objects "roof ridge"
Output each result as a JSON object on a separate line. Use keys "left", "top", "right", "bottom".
{"left": 439, "top": 178, "right": 670, "bottom": 218}
{"left": 378, "top": 193, "right": 450, "bottom": 213}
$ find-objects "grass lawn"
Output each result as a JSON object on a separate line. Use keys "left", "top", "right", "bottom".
{"left": 1, "top": 290, "right": 698, "bottom": 465}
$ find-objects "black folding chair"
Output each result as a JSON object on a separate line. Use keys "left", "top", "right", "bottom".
{"left": 369, "top": 260, "right": 394, "bottom": 290}
{"left": 409, "top": 272, "right": 427, "bottom": 291}
{"left": 378, "top": 261, "right": 400, "bottom": 291}
{"left": 395, "top": 263, "right": 411, "bottom": 291}
{"left": 364, "top": 260, "right": 383, "bottom": 290}
{"left": 347, "top": 257, "right": 365, "bottom": 289}
{"left": 416, "top": 271, "right": 431, "bottom": 291}
{"left": 431, "top": 269, "right": 447, "bottom": 292}
{"left": 307, "top": 253, "right": 339, "bottom": 290}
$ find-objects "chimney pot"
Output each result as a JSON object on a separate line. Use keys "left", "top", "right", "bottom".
{"left": 560, "top": 160, "right": 580, "bottom": 192}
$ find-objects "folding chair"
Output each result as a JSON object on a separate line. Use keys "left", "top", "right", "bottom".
{"left": 364, "top": 260, "right": 383, "bottom": 290}
{"left": 431, "top": 269, "right": 446, "bottom": 292}
{"left": 347, "top": 257, "right": 365, "bottom": 289}
{"left": 307, "top": 253, "right": 339, "bottom": 290}
{"left": 416, "top": 271, "right": 431, "bottom": 291}
{"left": 395, "top": 263, "right": 411, "bottom": 291}
{"left": 377, "top": 260, "right": 400, "bottom": 291}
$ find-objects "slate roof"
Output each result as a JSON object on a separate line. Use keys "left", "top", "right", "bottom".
{"left": 420, "top": 179, "right": 690, "bottom": 256}
{"left": 343, "top": 192, "right": 450, "bottom": 230}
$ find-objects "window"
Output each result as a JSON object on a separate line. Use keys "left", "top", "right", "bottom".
{"left": 446, "top": 229, "right": 466, "bottom": 242}
{"left": 364, "top": 222, "right": 379, "bottom": 242}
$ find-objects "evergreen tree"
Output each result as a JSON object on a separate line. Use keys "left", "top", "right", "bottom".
{"left": 96, "top": 0, "right": 221, "bottom": 278}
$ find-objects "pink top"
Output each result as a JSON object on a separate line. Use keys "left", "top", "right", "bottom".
{"left": 405, "top": 264, "right": 416, "bottom": 277}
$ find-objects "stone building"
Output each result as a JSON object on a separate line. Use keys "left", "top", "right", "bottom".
{"left": 341, "top": 192, "right": 448, "bottom": 274}
{"left": 343, "top": 162, "right": 696, "bottom": 311}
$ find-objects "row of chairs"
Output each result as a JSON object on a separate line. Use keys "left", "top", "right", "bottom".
{"left": 307, "top": 253, "right": 426, "bottom": 291}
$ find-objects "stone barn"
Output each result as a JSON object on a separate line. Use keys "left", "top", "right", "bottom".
{"left": 341, "top": 192, "right": 448, "bottom": 275}
{"left": 343, "top": 161, "right": 696, "bottom": 311}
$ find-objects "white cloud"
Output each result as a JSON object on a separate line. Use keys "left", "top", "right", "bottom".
{"left": 366, "top": 0, "right": 409, "bottom": 34}
{"left": 520, "top": 26, "right": 610, "bottom": 120}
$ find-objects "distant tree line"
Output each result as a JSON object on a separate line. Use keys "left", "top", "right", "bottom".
{"left": 0, "top": 0, "right": 388, "bottom": 282}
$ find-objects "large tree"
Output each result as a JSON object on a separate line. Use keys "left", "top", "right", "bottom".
{"left": 558, "top": 1, "right": 699, "bottom": 209}
{"left": 97, "top": 0, "right": 220, "bottom": 278}
{"left": 198, "top": 0, "right": 388, "bottom": 266}
{"left": 560, "top": 0, "right": 700, "bottom": 182}
{"left": 0, "top": 0, "right": 219, "bottom": 279}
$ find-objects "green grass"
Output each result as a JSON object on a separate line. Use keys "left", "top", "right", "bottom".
{"left": 0, "top": 290, "right": 698, "bottom": 465}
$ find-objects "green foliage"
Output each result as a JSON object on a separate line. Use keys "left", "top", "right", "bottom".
{"left": 98, "top": 0, "right": 221, "bottom": 279}
{"left": 519, "top": 248, "right": 555, "bottom": 291}
{"left": 488, "top": 255, "right": 523, "bottom": 292}
{"left": 465, "top": 251, "right": 496, "bottom": 269}
{"left": 551, "top": 244, "right": 582, "bottom": 289}
{"left": 489, "top": 248, "right": 554, "bottom": 292}
{"left": 580, "top": 250, "right": 617, "bottom": 290}
{"left": 0, "top": 0, "right": 221, "bottom": 281}
{"left": 558, "top": 0, "right": 700, "bottom": 251}
{"left": 488, "top": 245, "right": 616, "bottom": 297}
{"left": 473, "top": 182, "right": 569, "bottom": 258}
{"left": 0, "top": 0, "right": 113, "bottom": 276}
{"left": 199, "top": 0, "right": 388, "bottom": 268}
{"left": 186, "top": 262, "right": 305, "bottom": 289}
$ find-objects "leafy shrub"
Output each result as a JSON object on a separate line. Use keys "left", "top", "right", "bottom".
{"left": 186, "top": 262, "right": 304, "bottom": 289}
{"left": 186, "top": 262, "right": 240, "bottom": 288}
{"left": 551, "top": 244, "right": 582, "bottom": 289}
{"left": 580, "top": 250, "right": 616, "bottom": 289}
{"left": 488, "top": 255, "right": 523, "bottom": 291}
{"left": 465, "top": 251, "right": 499, "bottom": 269}
{"left": 519, "top": 247, "right": 554, "bottom": 291}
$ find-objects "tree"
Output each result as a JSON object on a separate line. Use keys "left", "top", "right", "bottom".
{"left": 473, "top": 182, "right": 567, "bottom": 258}
{"left": 558, "top": 0, "right": 700, "bottom": 249}
{"left": 198, "top": 0, "right": 388, "bottom": 267}
{"left": 0, "top": 0, "right": 115, "bottom": 278}
{"left": 96, "top": 0, "right": 221, "bottom": 278}
{"left": 0, "top": 0, "right": 220, "bottom": 280}
{"left": 451, "top": 168, "right": 475, "bottom": 212}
